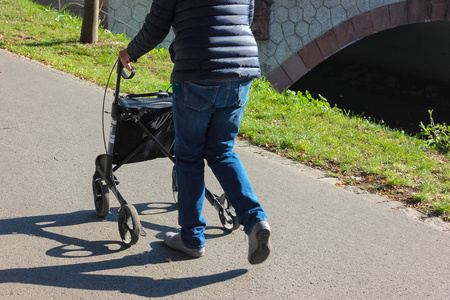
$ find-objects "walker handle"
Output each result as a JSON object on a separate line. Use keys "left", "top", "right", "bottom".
{"left": 120, "top": 65, "right": 136, "bottom": 80}
{"left": 117, "top": 57, "right": 136, "bottom": 80}
{"left": 115, "top": 57, "right": 136, "bottom": 101}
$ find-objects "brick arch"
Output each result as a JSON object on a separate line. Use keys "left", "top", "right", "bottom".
{"left": 267, "top": 0, "right": 450, "bottom": 92}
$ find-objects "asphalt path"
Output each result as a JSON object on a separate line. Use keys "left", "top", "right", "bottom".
{"left": 1, "top": 49, "right": 449, "bottom": 299}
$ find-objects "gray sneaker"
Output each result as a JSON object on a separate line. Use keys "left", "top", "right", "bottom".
{"left": 248, "top": 221, "right": 271, "bottom": 264}
{"left": 164, "top": 232, "right": 205, "bottom": 258}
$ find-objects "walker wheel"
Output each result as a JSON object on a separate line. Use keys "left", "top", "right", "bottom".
{"left": 218, "top": 194, "right": 240, "bottom": 231}
{"left": 118, "top": 204, "right": 140, "bottom": 246}
{"left": 92, "top": 173, "right": 110, "bottom": 217}
{"left": 172, "top": 166, "right": 178, "bottom": 204}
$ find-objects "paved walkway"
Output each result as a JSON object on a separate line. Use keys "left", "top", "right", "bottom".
{"left": 0, "top": 49, "right": 449, "bottom": 299}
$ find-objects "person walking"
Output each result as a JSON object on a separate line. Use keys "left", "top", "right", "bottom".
{"left": 119, "top": 0, "right": 271, "bottom": 264}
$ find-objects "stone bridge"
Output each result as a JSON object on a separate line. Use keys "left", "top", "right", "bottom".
{"left": 259, "top": 0, "right": 450, "bottom": 91}
{"left": 104, "top": 0, "right": 450, "bottom": 90}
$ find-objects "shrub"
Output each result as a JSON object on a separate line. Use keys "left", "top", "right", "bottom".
{"left": 418, "top": 110, "right": 450, "bottom": 154}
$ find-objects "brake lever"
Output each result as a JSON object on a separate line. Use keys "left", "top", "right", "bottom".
{"left": 121, "top": 66, "right": 136, "bottom": 80}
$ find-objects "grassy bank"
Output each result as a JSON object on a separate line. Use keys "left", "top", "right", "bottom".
{"left": 1, "top": 0, "right": 449, "bottom": 219}
{"left": 0, "top": 0, "right": 173, "bottom": 92}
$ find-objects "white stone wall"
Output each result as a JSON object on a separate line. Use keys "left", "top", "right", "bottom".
{"left": 107, "top": 0, "right": 403, "bottom": 74}
{"left": 258, "top": 0, "right": 403, "bottom": 74}
{"left": 107, "top": 0, "right": 174, "bottom": 48}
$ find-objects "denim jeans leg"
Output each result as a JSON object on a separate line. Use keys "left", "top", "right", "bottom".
{"left": 172, "top": 81, "right": 216, "bottom": 249}
{"left": 204, "top": 79, "right": 267, "bottom": 234}
{"left": 172, "top": 79, "right": 268, "bottom": 249}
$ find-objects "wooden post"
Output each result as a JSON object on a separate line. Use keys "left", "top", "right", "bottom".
{"left": 80, "top": 0, "right": 99, "bottom": 44}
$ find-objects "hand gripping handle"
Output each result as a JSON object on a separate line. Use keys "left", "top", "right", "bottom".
{"left": 117, "top": 57, "right": 136, "bottom": 80}
{"left": 120, "top": 65, "right": 135, "bottom": 80}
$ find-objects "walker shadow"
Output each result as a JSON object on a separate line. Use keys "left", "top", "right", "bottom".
{"left": 0, "top": 209, "right": 126, "bottom": 258}
{"left": 131, "top": 201, "right": 234, "bottom": 244}
{"left": 0, "top": 252, "right": 247, "bottom": 297}
{"left": 0, "top": 203, "right": 244, "bottom": 297}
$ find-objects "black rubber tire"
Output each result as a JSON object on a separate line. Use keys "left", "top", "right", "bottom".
{"left": 118, "top": 204, "right": 140, "bottom": 246}
{"left": 218, "top": 194, "right": 240, "bottom": 231}
{"left": 92, "top": 173, "right": 110, "bottom": 218}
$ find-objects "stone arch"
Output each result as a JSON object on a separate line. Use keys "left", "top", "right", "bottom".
{"left": 266, "top": 0, "right": 450, "bottom": 92}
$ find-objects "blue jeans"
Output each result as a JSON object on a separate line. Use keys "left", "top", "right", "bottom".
{"left": 172, "top": 78, "right": 268, "bottom": 249}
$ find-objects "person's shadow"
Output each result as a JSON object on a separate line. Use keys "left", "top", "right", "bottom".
{"left": 0, "top": 202, "right": 247, "bottom": 297}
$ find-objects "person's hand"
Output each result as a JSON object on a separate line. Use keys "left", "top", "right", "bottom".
{"left": 119, "top": 49, "right": 133, "bottom": 72}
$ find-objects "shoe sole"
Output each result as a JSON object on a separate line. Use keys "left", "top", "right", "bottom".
{"left": 249, "top": 228, "right": 271, "bottom": 265}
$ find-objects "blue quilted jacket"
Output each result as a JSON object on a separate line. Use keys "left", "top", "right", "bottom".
{"left": 127, "top": 0, "right": 261, "bottom": 83}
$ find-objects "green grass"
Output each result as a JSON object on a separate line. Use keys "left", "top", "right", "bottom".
{"left": 0, "top": 0, "right": 173, "bottom": 92}
{"left": 243, "top": 82, "right": 450, "bottom": 219}
{"left": 2, "top": 0, "right": 449, "bottom": 220}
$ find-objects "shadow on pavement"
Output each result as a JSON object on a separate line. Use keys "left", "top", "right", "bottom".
{"left": 0, "top": 205, "right": 246, "bottom": 297}
{"left": 0, "top": 253, "right": 247, "bottom": 297}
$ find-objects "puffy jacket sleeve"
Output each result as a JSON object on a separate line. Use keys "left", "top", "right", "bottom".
{"left": 127, "top": 0, "right": 177, "bottom": 60}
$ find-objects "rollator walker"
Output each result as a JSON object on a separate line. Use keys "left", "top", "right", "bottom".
{"left": 92, "top": 58, "right": 240, "bottom": 246}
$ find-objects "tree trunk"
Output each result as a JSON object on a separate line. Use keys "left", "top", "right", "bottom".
{"left": 80, "top": 0, "right": 99, "bottom": 44}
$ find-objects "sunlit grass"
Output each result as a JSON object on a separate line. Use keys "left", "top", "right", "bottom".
{"left": 243, "top": 80, "right": 450, "bottom": 218}
{"left": 0, "top": 0, "right": 173, "bottom": 92}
